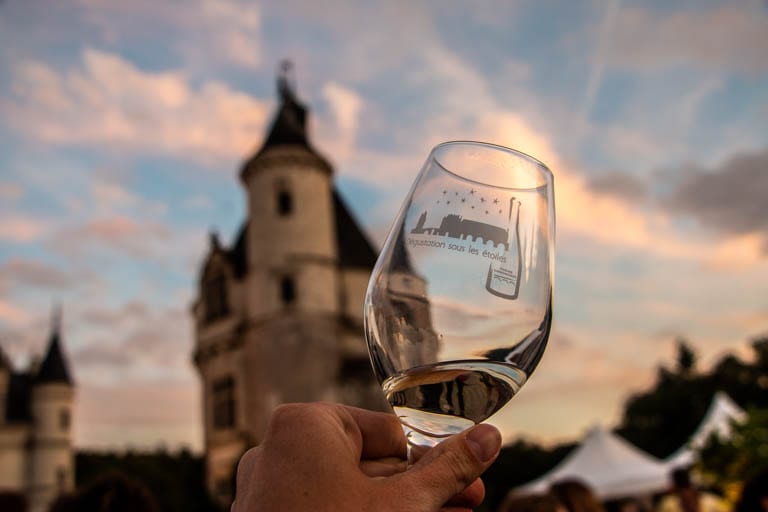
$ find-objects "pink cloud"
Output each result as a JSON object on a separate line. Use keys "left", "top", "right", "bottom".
{"left": 0, "top": 216, "right": 50, "bottom": 242}
{"left": 0, "top": 182, "right": 23, "bottom": 202}
{"left": 605, "top": 5, "right": 768, "bottom": 72}
{"left": 2, "top": 49, "right": 269, "bottom": 163}
{"left": 0, "top": 300, "right": 33, "bottom": 327}
{"left": 0, "top": 258, "right": 73, "bottom": 290}
{"left": 49, "top": 216, "right": 171, "bottom": 258}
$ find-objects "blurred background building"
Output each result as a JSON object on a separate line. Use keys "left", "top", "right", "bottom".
{"left": 191, "top": 64, "right": 387, "bottom": 504}
{"left": 0, "top": 309, "right": 74, "bottom": 512}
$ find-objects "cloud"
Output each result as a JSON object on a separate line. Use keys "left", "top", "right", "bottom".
{"left": 50, "top": 216, "right": 171, "bottom": 258}
{"left": 89, "top": 179, "right": 167, "bottom": 217}
{"left": 604, "top": 4, "right": 768, "bottom": 72}
{"left": 73, "top": 303, "right": 190, "bottom": 378}
{"left": 0, "top": 300, "right": 33, "bottom": 328}
{"left": 664, "top": 148, "right": 768, "bottom": 239}
{"left": 0, "top": 182, "right": 23, "bottom": 202}
{"left": 2, "top": 49, "right": 269, "bottom": 163}
{"left": 0, "top": 216, "right": 50, "bottom": 242}
{"left": 321, "top": 82, "right": 363, "bottom": 163}
{"left": 77, "top": 0, "right": 262, "bottom": 72}
{"left": 0, "top": 258, "right": 73, "bottom": 290}
{"left": 587, "top": 171, "right": 648, "bottom": 201}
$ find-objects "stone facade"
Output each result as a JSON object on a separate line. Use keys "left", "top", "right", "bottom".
{"left": 0, "top": 311, "right": 75, "bottom": 512}
{"left": 192, "top": 67, "right": 387, "bottom": 505}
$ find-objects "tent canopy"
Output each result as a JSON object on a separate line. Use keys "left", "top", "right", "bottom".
{"left": 665, "top": 391, "right": 747, "bottom": 468}
{"left": 515, "top": 426, "right": 669, "bottom": 500}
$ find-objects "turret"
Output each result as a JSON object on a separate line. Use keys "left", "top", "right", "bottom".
{"left": 0, "top": 346, "right": 10, "bottom": 426}
{"left": 29, "top": 306, "right": 74, "bottom": 512}
{"left": 239, "top": 62, "right": 339, "bottom": 318}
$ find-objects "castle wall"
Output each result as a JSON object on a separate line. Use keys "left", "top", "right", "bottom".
{"left": 340, "top": 269, "right": 371, "bottom": 321}
{"left": 29, "top": 383, "right": 74, "bottom": 512}
{"left": 0, "top": 425, "right": 30, "bottom": 490}
{"left": 242, "top": 313, "right": 340, "bottom": 444}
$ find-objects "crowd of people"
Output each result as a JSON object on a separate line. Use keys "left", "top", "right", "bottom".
{"left": 499, "top": 467, "right": 768, "bottom": 512}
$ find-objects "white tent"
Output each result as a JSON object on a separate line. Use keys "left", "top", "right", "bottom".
{"left": 665, "top": 391, "right": 747, "bottom": 468}
{"left": 515, "top": 426, "right": 669, "bottom": 500}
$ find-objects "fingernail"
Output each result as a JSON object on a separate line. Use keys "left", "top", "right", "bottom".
{"left": 466, "top": 424, "right": 501, "bottom": 462}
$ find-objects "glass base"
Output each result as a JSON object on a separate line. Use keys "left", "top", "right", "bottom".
{"left": 403, "top": 425, "right": 454, "bottom": 465}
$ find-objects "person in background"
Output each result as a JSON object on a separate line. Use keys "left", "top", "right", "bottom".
{"left": 231, "top": 402, "right": 502, "bottom": 512}
{"left": 550, "top": 479, "right": 605, "bottom": 512}
{"left": 48, "top": 473, "right": 159, "bottom": 512}
{"left": 656, "top": 468, "right": 727, "bottom": 512}
{"left": 498, "top": 492, "right": 566, "bottom": 512}
{"left": 733, "top": 468, "right": 768, "bottom": 512}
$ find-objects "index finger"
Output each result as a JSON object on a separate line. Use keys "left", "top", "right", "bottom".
{"left": 343, "top": 405, "right": 407, "bottom": 460}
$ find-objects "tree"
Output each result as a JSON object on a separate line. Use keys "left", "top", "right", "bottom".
{"left": 698, "top": 408, "right": 768, "bottom": 487}
{"left": 676, "top": 338, "right": 697, "bottom": 376}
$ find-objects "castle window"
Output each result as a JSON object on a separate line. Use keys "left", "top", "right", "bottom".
{"left": 59, "top": 408, "right": 70, "bottom": 431}
{"left": 57, "top": 467, "right": 67, "bottom": 489}
{"left": 205, "top": 274, "right": 229, "bottom": 322}
{"left": 213, "top": 376, "right": 236, "bottom": 429}
{"left": 277, "top": 188, "right": 293, "bottom": 216}
{"left": 280, "top": 276, "right": 296, "bottom": 305}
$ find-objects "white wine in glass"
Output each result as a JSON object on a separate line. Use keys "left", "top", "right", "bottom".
{"left": 364, "top": 141, "right": 555, "bottom": 456}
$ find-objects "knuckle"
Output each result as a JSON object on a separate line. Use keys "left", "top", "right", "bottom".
{"left": 437, "top": 447, "right": 476, "bottom": 490}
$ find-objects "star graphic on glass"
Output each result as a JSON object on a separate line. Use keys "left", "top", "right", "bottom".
{"left": 480, "top": 197, "right": 486, "bottom": 203}
{"left": 493, "top": 198, "right": 499, "bottom": 204}
{"left": 469, "top": 189, "right": 475, "bottom": 195}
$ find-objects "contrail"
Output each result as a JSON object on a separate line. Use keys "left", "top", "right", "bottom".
{"left": 581, "top": 0, "right": 622, "bottom": 121}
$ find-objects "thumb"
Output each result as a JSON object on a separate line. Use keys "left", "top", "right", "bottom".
{"left": 396, "top": 424, "right": 501, "bottom": 510}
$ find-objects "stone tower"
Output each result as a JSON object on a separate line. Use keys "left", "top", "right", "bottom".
{"left": 0, "top": 307, "right": 74, "bottom": 512}
{"left": 29, "top": 308, "right": 75, "bottom": 512}
{"left": 192, "top": 63, "right": 386, "bottom": 505}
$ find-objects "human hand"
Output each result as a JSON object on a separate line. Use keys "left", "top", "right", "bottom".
{"left": 231, "top": 402, "right": 502, "bottom": 512}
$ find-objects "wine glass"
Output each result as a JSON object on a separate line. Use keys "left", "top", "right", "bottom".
{"left": 364, "top": 141, "right": 555, "bottom": 458}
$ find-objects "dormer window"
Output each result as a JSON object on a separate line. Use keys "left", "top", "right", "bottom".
{"left": 212, "top": 376, "right": 236, "bottom": 429}
{"left": 280, "top": 276, "right": 296, "bottom": 305}
{"left": 277, "top": 189, "right": 293, "bottom": 216}
{"left": 205, "top": 274, "right": 229, "bottom": 322}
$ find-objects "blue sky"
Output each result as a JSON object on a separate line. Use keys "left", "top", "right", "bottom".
{"left": 1, "top": 0, "right": 767, "bottom": 450}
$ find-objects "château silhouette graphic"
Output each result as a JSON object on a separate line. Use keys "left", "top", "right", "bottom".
{"left": 410, "top": 210, "right": 510, "bottom": 250}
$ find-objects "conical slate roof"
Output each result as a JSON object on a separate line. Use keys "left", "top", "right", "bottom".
{"left": 241, "top": 61, "right": 332, "bottom": 180}
{"left": 35, "top": 310, "right": 73, "bottom": 385}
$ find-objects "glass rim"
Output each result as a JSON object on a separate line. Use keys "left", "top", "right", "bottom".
{"left": 431, "top": 140, "right": 554, "bottom": 190}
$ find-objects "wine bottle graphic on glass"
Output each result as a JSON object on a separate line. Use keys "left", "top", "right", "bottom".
{"left": 364, "top": 141, "right": 555, "bottom": 459}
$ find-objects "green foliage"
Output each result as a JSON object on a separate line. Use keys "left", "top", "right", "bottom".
{"left": 76, "top": 449, "right": 220, "bottom": 512}
{"left": 617, "top": 335, "right": 768, "bottom": 458}
{"left": 698, "top": 408, "right": 768, "bottom": 486}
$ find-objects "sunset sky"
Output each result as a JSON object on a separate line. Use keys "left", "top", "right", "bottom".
{"left": 1, "top": 0, "right": 767, "bottom": 451}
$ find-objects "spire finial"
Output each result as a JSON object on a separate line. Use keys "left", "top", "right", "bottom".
{"left": 209, "top": 229, "right": 221, "bottom": 250}
{"left": 52, "top": 302, "right": 62, "bottom": 335}
{"left": 277, "top": 59, "right": 296, "bottom": 101}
